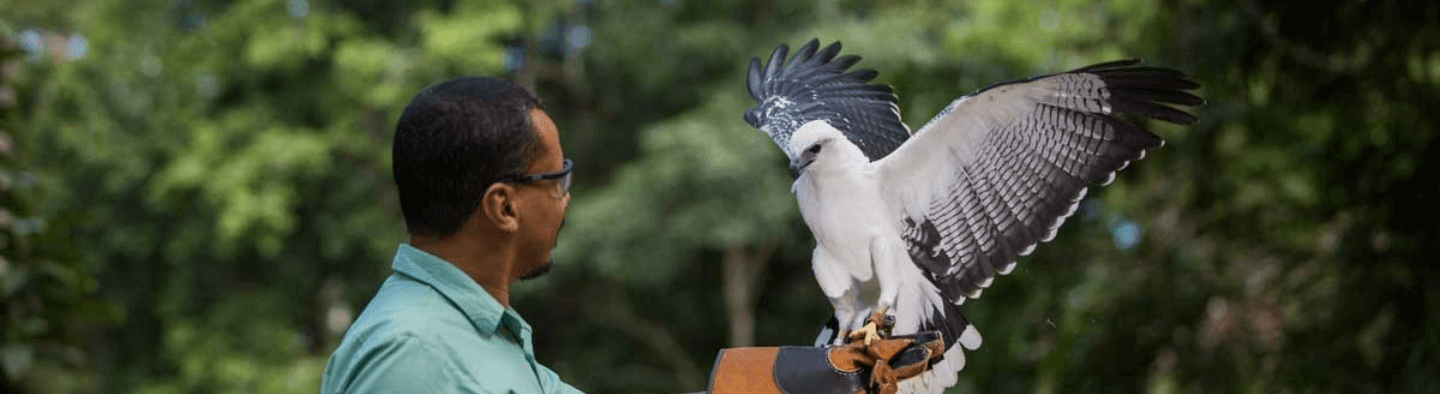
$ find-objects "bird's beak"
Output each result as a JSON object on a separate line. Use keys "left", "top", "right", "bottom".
{"left": 789, "top": 157, "right": 813, "bottom": 180}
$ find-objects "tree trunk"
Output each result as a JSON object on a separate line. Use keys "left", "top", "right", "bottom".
{"left": 722, "top": 242, "right": 771, "bottom": 347}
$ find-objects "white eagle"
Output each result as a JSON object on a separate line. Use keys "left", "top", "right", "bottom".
{"left": 742, "top": 40, "right": 1201, "bottom": 393}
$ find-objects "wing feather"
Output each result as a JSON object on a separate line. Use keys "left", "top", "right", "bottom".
{"left": 880, "top": 60, "right": 1202, "bottom": 305}
{"left": 966, "top": 158, "right": 1018, "bottom": 294}
{"left": 744, "top": 40, "right": 911, "bottom": 160}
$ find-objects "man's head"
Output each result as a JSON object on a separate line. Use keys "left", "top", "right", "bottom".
{"left": 393, "top": 77, "right": 569, "bottom": 280}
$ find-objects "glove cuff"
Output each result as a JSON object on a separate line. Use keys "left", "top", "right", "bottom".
{"left": 707, "top": 347, "right": 866, "bottom": 394}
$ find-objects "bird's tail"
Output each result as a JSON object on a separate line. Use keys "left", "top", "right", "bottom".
{"left": 893, "top": 268, "right": 982, "bottom": 394}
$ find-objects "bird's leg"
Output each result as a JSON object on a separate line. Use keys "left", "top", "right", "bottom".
{"left": 812, "top": 247, "right": 860, "bottom": 346}
{"left": 832, "top": 306, "right": 859, "bottom": 346}
{"left": 849, "top": 239, "right": 902, "bottom": 345}
{"left": 829, "top": 289, "right": 862, "bottom": 346}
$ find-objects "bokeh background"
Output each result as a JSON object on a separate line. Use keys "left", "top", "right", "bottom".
{"left": 2, "top": 0, "right": 1437, "bottom": 393}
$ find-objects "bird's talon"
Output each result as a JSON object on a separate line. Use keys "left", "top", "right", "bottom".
{"left": 862, "top": 322, "right": 880, "bottom": 345}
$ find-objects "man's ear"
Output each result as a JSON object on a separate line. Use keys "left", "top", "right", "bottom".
{"left": 480, "top": 183, "right": 520, "bottom": 233}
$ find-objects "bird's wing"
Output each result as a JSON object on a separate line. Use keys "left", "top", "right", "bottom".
{"left": 875, "top": 60, "right": 1202, "bottom": 304}
{"left": 744, "top": 40, "right": 910, "bottom": 160}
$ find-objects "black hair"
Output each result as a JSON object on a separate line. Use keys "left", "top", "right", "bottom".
{"left": 392, "top": 77, "right": 544, "bottom": 238}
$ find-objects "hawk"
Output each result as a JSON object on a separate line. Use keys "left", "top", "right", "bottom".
{"left": 743, "top": 40, "right": 1201, "bottom": 393}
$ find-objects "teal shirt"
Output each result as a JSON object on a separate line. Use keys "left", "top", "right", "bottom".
{"left": 320, "top": 244, "right": 584, "bottom": 394}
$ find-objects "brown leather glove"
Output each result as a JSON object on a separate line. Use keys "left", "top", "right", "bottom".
{"left": 705, "top": 331, "right": 945, "bottom": 394}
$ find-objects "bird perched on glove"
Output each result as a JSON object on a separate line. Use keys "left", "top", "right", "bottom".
{"left": 743, "top": 39, "right": 1202, "bottom": 393}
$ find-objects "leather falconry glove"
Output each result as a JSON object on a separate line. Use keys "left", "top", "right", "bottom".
{"left": 705, "top": 330, "right": 945, "bottom": 394}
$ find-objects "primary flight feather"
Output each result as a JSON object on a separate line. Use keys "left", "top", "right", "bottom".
{"left": 743, "top": 40, "right": 1202, "bottom": 393}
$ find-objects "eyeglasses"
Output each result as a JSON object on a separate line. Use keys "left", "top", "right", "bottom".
{"left": 500, "top": 159, "right": 573, "bottom": 198}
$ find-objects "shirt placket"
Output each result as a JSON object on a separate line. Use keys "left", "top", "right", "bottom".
{"left": 501, "top": 313, "right": 544, "bottom": 390}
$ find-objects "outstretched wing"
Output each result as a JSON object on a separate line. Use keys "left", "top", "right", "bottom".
{"left": 876, "top": 60, "right": 1202, "bottom": 304}
{"left": 744, "top": 40, "right": 910, "bottom": 160}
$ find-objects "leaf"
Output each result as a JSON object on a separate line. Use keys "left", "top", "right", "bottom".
{"left": 0, "top": 344, "right": 34, "bottom": 383}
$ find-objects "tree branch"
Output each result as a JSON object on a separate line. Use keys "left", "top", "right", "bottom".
{"left": 581, "top": 283, "right": 705, "bottom": 390}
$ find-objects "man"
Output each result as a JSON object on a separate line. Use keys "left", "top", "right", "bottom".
{"left": 320, "top": 77, "right": 578, "bottom": 394}
{"left": 320, "top": 77, "right": 942, "bottom": 394}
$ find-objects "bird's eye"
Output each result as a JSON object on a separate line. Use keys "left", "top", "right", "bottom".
{"left": 808, "top": 145, "right": 822, "bottom": 154}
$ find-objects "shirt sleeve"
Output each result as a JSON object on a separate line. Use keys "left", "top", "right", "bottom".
{"left": 534, "top": 362, "right": 586, "bottom": 394}
{"left": 337, "top": 334, "right": 483, "bottom": 394}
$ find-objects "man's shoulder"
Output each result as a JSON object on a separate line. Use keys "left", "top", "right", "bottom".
{"left": 321, "top": 274, "right": 582, "bottom": 394}
{"left": 321, "top": 277, "right": 481, "bottom": 393}
{"left": 343, "top": 275, "right": 472, "bottom": 344}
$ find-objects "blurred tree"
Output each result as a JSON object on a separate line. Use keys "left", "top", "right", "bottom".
{"left": 0, "top": 23, "right": 125, "bottom": 394}
{"left": 7, "top": 0, "right": 526, "bottom": 392}
{"left": 0, "top": 23, "right": 118, "bottom": 394}
{"left": 1119, "top": 0, "right": 1440, "bottom": 392}
{"left": 0, "top": 23, "right": 117, "bottom": 391}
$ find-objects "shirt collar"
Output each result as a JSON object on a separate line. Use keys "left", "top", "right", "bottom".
{"left": 390, "top": 244, "right": 534, "bottom": 346}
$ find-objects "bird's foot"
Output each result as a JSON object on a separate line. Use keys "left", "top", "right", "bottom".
{"left": 847, "top": 309, "right": 895, "bottom": 345}
{"left": 858, "top": 322, "right": 882, "bottom": 345}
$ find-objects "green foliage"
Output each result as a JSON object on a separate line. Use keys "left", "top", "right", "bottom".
{"left": 5, "top": 0, "right": 522, "bottom": 391}
{"left": 0, "top": 23, "right": 119, "bottom": 393}
{"left": 554, "top": 88, "right": 797, "bottom": 285}
{"left": 135, "top": 291, "right": 326, "bottom": 394}
{"left": 4, "top": 0, "right": 1438, "bottom": 393}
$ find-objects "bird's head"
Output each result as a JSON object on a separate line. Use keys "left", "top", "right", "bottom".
{"left": 786, "top": 121, "right": 850, "bottom": 180}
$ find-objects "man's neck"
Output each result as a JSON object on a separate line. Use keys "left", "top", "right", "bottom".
{"left": 408, "top": 235, "right": 514, "bottom": 308}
